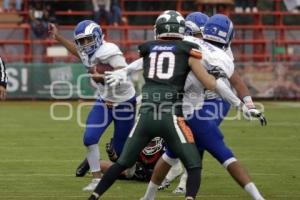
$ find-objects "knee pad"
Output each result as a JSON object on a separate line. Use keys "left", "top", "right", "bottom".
{"left": 162, "top": 153, "right": 180, "bottom": 166}
{"left": 222, "top": 157, "right": 237, "bottom": 168}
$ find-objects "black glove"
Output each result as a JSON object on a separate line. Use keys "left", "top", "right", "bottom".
{"left": 207, "top": 66, "right": 227, "bottom": 79}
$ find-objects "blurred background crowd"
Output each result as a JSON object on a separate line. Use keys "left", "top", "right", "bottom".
{"left": 0, "top": 0, "right": 299, "bottom": 99}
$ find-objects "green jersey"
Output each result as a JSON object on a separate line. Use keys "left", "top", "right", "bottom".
{"left": 138, "top": 39, "right": 202, "bottom": 115}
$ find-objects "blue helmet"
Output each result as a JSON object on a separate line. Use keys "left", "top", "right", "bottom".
{"left": 203, "top": 14, "right": 234, "bottom": 45}
{"left": 74, "top": 20, "right": 103, "bottom": 56}
{"left": 185, "top": 12, "right": 209, "bottom": 36}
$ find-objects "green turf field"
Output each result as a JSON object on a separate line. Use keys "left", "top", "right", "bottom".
{"left": 0, "top": 101, "right": 299, "bottom": 200}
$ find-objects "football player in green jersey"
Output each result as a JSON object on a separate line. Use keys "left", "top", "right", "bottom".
{"left": 88, "top": 10, "right": 224, "bottom": 200}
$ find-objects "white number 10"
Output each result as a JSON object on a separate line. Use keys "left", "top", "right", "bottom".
{"left": 148, "top": 52, "right": 175, "bottom": 79}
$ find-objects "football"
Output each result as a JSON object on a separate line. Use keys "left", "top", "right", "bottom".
{"left": 88, "top": 64, "right": 114, "bottom": 84}
{"left": 94, "top": 63, "right": 114, "bottom": 74}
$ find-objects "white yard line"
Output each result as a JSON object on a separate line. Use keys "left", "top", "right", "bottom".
{"left": 0, "top": 194, "right": 299, "bottom": 199}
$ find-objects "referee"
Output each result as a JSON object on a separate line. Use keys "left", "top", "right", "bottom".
{"left": 0, "top": 57, "right": 8, "bottom": 100}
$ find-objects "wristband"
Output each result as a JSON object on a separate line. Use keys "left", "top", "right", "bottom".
{"left": 243, "top": 96, "right": 255, "bottom": 109}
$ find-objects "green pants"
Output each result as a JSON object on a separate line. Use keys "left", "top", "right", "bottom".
{"left": 117, "top": 112, "right": 201, "bottom": 169}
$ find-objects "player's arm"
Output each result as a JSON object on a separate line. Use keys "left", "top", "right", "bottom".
{"left": 188, "top": 50, "right": 241, "bottom": 104}
{"left": 189, "top": 57, "right": 240, "bottom": 107}
{"left": 105, "top": 58, "right": 143, "bottom": 86}
{"left": 189, "top": 56, "right": 216, "bottom": 90}
{"left": 107, "top": 54, "right": 128, "bottom": 70}
{"left": 229, "top": 71, "right": 267, "bottom": 125}
{"left": 229, "top": 71, "right": 255, "bottom": 107}
{"left": 215, "top": 78, "right": 243, "bottom": 108}
{"left": 126, "top": 58, "right": 144, "bottom": 73}
{"left": 48, "top": 23, "right": 80, "bottom": 58}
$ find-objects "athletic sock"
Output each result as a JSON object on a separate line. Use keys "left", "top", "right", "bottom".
{"left": 86, "top": 144, "right": 101, "bottom": 172}
{"left": 186, "top": 167, "right": 201, "bottom": 199}
{"left": 93, "top": 163, "right": 126, "bottom": 197}
{"left": 165, "top": 161, "right": 182, "bottom": 181}
{"left": 244, "top": 182, "right": 265, "bottom": 200}
{"left": 177, "top": 169, "right": 187, "bottom": 189}
{"left": 142, "top": 181, "right": 159, "bottom": 200}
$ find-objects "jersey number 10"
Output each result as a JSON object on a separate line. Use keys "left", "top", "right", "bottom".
{"left": 148, "top": 52, "right": 175, "bottom": 79}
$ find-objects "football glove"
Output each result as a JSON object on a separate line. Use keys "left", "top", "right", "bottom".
{"left": 242, "top": 96, "right": 267, "bottom": 126}
{"left": 241, "top": 103, "right": 267, "bottom": 126}
{"left": 105, "top": 68, "right": 127, "bottom": 87}
{"left": 248, "top": 108, "right": 267, "bottom": 126}
{"left": 207, "top": 66, "right": 228, "bottom": 79}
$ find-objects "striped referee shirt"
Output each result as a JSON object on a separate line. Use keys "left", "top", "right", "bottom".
{"left": 0, "top": 57, "right": 8, "bottom": 88}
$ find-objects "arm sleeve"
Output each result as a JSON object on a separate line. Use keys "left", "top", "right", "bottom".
{"left": 126, "top": 58, "right": 143, "bottom": 74}
{"left": 107, "top": 54, "right": 128, "bottom": 69}
{"left": 0, "top": 57, "right": 8, "bottom": 88}
{"left": 215, "top": 78, "right": 241, "bottom": 107}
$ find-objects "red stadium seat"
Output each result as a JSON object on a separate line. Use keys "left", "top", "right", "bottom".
{"left": 0, "top": 0, "right": 299, "bottom": 62}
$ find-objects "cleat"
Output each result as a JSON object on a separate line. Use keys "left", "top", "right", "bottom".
{"left": 158, "top": 179, "right": 170, "bottom": 191}
{"left": 82, "top": 178, "right": 101, "bottom": 191}
{"left": 172, "top": 186, "right": 186, "bottom": 194}
{"left": 76, "top": 158, "right": 90, "bottom": 177}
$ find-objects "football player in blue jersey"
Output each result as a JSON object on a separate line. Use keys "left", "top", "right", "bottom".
{"left": 141, "top": 13, "right": 267, "bottom": 200}
{"left": 48, "top": 20, "right": 136, "bottom": 191}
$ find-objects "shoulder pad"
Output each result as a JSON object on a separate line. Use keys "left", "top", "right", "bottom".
{"left": 202, "top": 45, "right": 234, "bottom": 77}
{"left": 225, "top": 47, "right": 234, "bottom": 61}
{"left": 94, "top": 42, "right": 123, "bottom": 61}
{"left": 183, "top": 36, "right": 202, "bottom": 46}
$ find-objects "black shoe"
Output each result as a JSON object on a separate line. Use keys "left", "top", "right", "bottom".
{"left": 88, "top": 194, "right": 99, "bottom": 200}
{"left": 75, "top": 158, "right": 90, "bottom": 177}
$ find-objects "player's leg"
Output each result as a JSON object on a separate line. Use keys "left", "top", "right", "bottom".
{"left": 165, "top": 157, "right": 183, "bottom": 182}
{"left": 75, "top": 158, "right": 90, "bottom": 177}
{"left": 89, "top": 114, "right": 153, "bottom": 200}
{"left": 156, "top": 150, "right": 181, "bottom": 190}
{"left": 141, "top": 114, "right": 201, "bottom": 200}
{"left": 142, "top": 114, "right": 201, "bottom": 200}
{"left": 207, "top": 99, "right": 265, "bottom": 200}
{"left": 99, "top": 160, "right": 131, "bottom": 178}
{"left": 82, "top": 99, "right": 113, "bottom": 191}
{"left": 111, "top": 96, "right": 136, "bottom": 156}
{"left": 147, "top": 100, "right": 230, "bottom": 196}
{"left": 165, "top": 115, "right": 201, "bottom": 200}
{"left": 172, "top": 150, "right": 204, "bottom": 194}
{"left": 173, "top": 169, "right": 187, "bottom": 194}
{"left": 191, "top": 102, "right": 265, "bottom": 200}
{"left": 141, "top": 149, "right": 178, "bottom": 200}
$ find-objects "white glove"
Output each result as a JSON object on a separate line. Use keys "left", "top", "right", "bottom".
{"left": 104, "top": 68, "right": 127, "bottom": 87}
{"left": 241, "top": 103, "right": 267, "bottom": 126}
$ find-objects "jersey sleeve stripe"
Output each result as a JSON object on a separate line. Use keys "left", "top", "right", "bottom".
{"left": 189, "top": 49, "right": 202, "bottom": 59}
{"left": 172, "top": 115, "right": 187, "bottom": 143}
{"left": 177, "top": 117, "right": 195, "bottom": 144}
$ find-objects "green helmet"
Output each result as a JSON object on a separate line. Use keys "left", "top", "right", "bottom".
{"left": 154, "top": 10, "right": 185, "bottom": 39}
